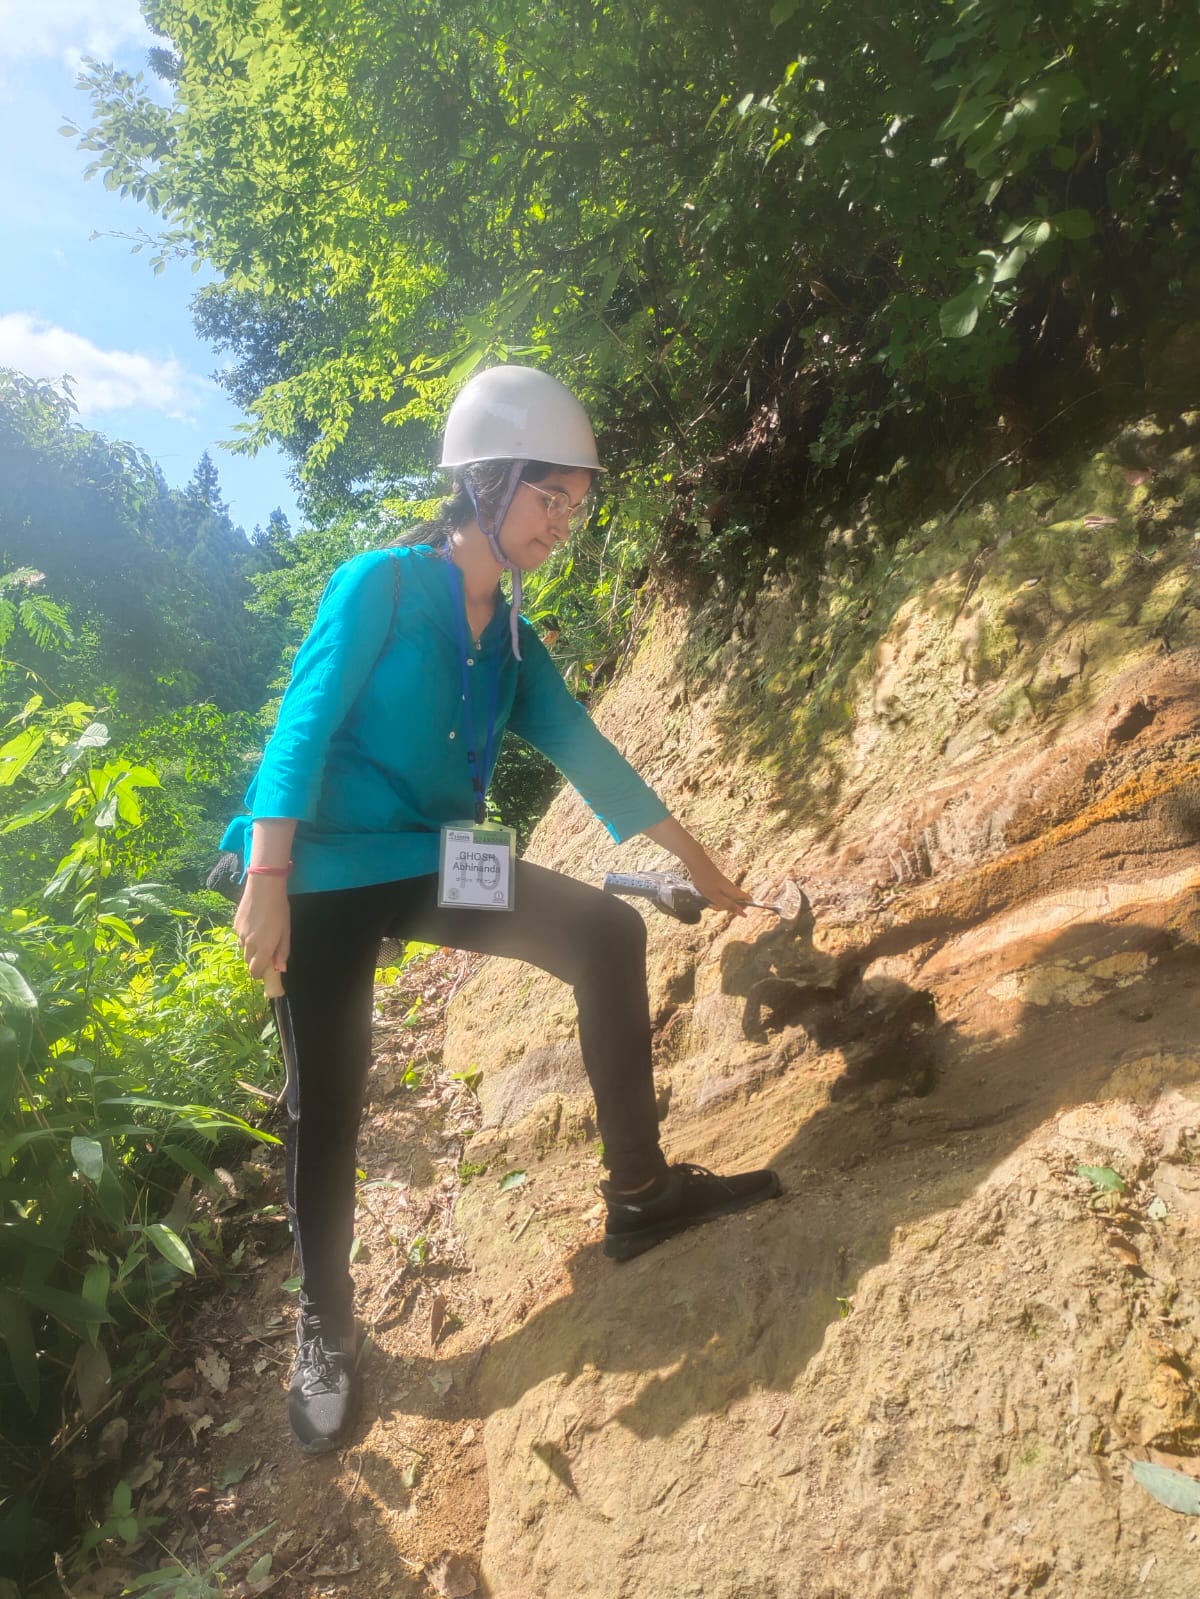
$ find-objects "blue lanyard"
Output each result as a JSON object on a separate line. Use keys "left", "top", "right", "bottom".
{"left": 444, "top": 558, "right": 503, "bottom": 824}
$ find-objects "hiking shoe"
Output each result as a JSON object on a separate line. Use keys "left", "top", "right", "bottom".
{"left": 601, "top": 1161, "right": 781, "bottom": 1261}
{"left": 288, "top": 1316, "right": 359, "bottom": 1454}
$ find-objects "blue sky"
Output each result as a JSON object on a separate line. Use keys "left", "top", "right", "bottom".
{"left": 0, "top": 0, "right": 300, "bottom": 536}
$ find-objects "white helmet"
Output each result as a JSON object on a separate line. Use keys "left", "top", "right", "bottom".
{"left": 440, "top": 365, "right": 604, "bottom": 471}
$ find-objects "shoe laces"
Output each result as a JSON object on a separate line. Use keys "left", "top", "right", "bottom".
{"left": 673, "top": 1162, "right": 732, "bottom": 1189}
{"left": 294, "top": 1331, "right": 348, "bottom": 1395}
{"left": 603, "top": 1163, "right": 730, "bottom": 1213}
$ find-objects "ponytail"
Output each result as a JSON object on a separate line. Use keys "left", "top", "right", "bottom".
{"left": 387, "top": 460, "right": 563, "bottom": 549}
{"left": 389, "top": 484, "right": 474, "bottom": 549}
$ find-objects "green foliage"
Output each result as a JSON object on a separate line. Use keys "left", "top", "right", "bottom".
{"left": 70, "top": 0, "right": 1199, "bottom": 520}
{"left": 0, "top": 576, "right": 278, "bottom": 1589}
{"left": 118, "top": 1522, "right": 277, "bottom": 1599}
{"left": 0, "top": 374, "right": 299, "bottom": 915}
{"left": 0, "top": 371, "right": 284, "bottom": 717}
{"left": 79, "top": 1479, "right": 164, "bottom": 1556}
{"left": 1130, "top": 1460, "right": 1200, "bottom": 1517}
{"left": 0, "top": 570, "right": 72, "bottom": 655}
{"left": 1077, "top": 1163, "right": 1127, "bottom": 1194}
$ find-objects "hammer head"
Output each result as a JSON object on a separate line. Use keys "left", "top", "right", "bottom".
{"left": 749, "top": 878, "right": 813, "bottom": 938}
{"left": 773, "top": 879, "right": 809, "bottom": 926}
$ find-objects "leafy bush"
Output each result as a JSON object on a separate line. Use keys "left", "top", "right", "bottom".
{"left": 72, "top": 0, "right": 1199, "bottom": 510}
{"left": 0, "top": 594, "right": 277, "bottom": 1590}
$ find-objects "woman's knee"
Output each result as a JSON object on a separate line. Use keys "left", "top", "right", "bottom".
{"left": 579, "top": 888, "right": 647, "bottom": 974}
{"left": 509, "top": 864, "right": 649, "bottom": 984}
{"left": 603, "top": 889, "right": 647, "bottom": 944}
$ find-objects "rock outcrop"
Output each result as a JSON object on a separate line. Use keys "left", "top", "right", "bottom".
{"left": 449, "top": 422, "right": 1200, "bottom": 1597}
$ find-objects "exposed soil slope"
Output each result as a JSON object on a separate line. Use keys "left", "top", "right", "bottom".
{"left": 86, "top": 420, "right": 1200, "bottom": 1599}
{"left": 442, "top": 421, "right": 1200, "bottom": 1598}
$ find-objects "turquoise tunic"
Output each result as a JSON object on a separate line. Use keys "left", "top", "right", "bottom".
{"left": 220, "top": 546, "right": 668, "bottom": 893}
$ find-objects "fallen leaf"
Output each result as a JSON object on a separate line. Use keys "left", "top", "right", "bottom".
{"left": 162, "top": 1394, "right": 214, "bottom": 1439}
{"left": 1130, "top": 1459, "right": 1200, "bottom": 1515}
{"left": 124, "top": 1456, "right": 163, "bottom": 1493}
{"left": 245, "top": 1551, "right": 273, "bottom": 1592}
{"left": 74, "top": 1343, "right": 112, "bottom": 1419}
{"left": 1079, "top": 1164, "right": 1127, "bottom": 1193}
{"left": 310, "top": 1545, "right": 362, "bottom": 1577}
{"left": 499, "top": 1170, "right": 527, "bottom": 1193}
{"left": 196, "top": 1350, "right": 231, "bottom": 1395}
{"left": 430, "top": 1293, "right": 449, "bottom": 1349}
{"left": 98, "top": 1417, "right": 128, "bottom": 1461}
{"left": 214, "top": 1167, "right": 241, "bottom": 1198}
{"left": 426, "top": 1551, "right": 477, "bottom": 1597}
{"left": 1105, "top": 1233, "right": 1142, "bottom": 1270}
{"left": 163, "top": 1173, "right": 194, "bottom": 1235}
{"left": 216, "top": 1457, "right": 257, "bottom": 1488}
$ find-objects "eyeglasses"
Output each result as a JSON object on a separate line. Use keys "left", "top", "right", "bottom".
{"left": 521, "top": 481, "right": 593, "bottom": 532}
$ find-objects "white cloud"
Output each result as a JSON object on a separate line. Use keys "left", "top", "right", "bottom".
{"left": 0, "top": 312, "right": 208, "bottom": 421}
{"left": 0, "top": 0, "right": 153, "bottom": 66}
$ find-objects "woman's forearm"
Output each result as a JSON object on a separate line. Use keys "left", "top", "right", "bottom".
{"left": 235, "top": 819, "right": 298, "bottom": 979}
{"left": 249, "top": 817, "right": 299, "bottom": 870}
{"left": 643, "top": 816, "right": 709, "bottom": 871}
{"left": 642, "top": 815, "right": 751, "bottom": 915}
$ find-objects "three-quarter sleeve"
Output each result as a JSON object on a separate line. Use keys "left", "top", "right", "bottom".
{"left": 249, "top": 552, "right": 397, "bottom": 823}
{"left": 506, "top": 623, "right": 669, "bottom": 842}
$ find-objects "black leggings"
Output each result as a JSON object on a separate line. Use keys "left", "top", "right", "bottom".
{"left": 282, "top": 863, "right": 666, "bottom": 1327}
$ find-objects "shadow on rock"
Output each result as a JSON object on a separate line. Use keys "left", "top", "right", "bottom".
{"left": 718, "top": 911, "right": 941, "bottom": 1099}
{"left": 368, "top": 911, "right": 1198, "bottom": 1456}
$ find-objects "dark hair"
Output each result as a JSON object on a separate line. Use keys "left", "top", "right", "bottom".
{"left": 390, "top": 460, "right": 585, "bottom": 548}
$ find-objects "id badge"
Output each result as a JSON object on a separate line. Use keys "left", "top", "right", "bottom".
{"left": 438, "top": 823, "right": 516, "bottom": 911}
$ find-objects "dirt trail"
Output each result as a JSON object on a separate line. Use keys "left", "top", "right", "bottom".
{"left": 73, "top": 953, "right": 496, "bottom": 1599}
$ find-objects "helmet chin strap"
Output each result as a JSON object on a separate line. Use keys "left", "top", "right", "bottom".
{"left": 464, "top": 460, "right": 527, "bottom": 661}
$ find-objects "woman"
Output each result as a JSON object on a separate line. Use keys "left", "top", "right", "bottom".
{"left": 227, "top": 366, "right": 780, "bottom": 1454}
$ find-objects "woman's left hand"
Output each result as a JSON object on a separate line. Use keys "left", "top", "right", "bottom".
{"left": 687, "top": 854, "right": 753, "bottom": 916}
{"left": 642, "top": 814, "right": 752, "bottom": 916}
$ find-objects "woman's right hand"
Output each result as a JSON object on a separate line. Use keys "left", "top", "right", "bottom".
{"left": 233, "top": 878, "right": 291, "bottom": 981}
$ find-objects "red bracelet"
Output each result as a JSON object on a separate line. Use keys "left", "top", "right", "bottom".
{"left": 246, "top": 862, "right": 293, "bottom": 877}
